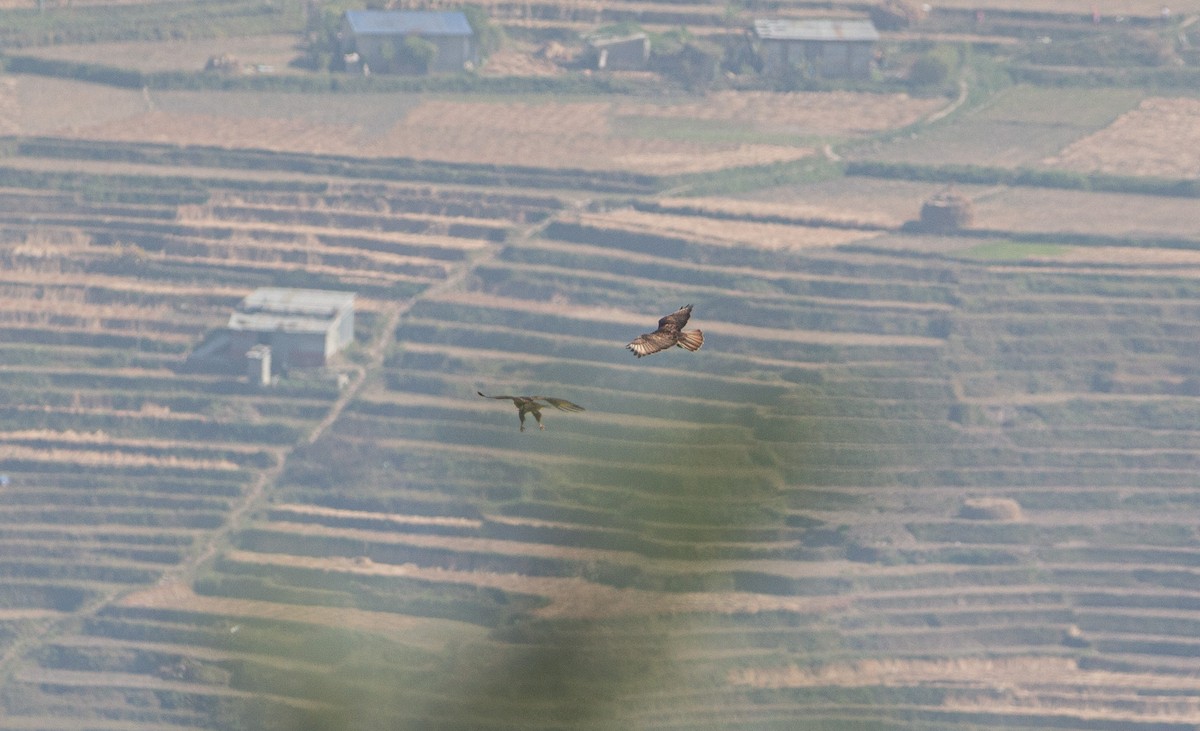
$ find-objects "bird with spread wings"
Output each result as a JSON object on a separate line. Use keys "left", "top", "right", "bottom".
{"left": 477, "top": 392, "right": 585, "bottom": 431}
{"left": 627, "top": 304, "right": 704, "bottom": 358}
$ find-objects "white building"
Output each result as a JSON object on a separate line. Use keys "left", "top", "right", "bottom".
{"left": 226, "top": 288, "right": 355, "bottom": 370}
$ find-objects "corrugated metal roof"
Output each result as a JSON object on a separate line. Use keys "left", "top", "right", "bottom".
{"left": 585, "top": 32, "right": 649, "bottom": 47}
{"left": 229, "top": 312, "right": 332, "bottom": 334}
{"left": 228, "top": 288, "right": 354, "bottom": 333}
{"left": 754, "top": 19, "right": 880, "bottom": 42}
{"left": 344, "top": 10, "right": 473, "bottom": 37}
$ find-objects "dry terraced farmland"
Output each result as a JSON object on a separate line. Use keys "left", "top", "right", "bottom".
{"left": 1043, "top": 97, "right": 1200, "bottom": 180}
{"left": 2, "top": 69, "right": 1200, "bottom": 731}
{"left": 0, "top": 79, "right": 943, "bottom": 174}
{"left": 2, "top": 134, "right": 1198, "bottom": 728}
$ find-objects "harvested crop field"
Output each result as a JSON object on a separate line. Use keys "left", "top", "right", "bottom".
{"left": 17, "top": 35, "right": 303, "bottom": 74}
{"left": 970, "top": 186, "right": 1200, "bottom": 241}
{"left": 741, "top": 178, "right": 967, "bottom": 225}
{"left": 1043, "top": 97, "right": 1200, "bottom": 179}
{"left": 650, "top": 195, "right": 903, "bottom": 228}
{"left": 613, "top": 91, "right": 945, "bottom": 136}
{"left": 569, "top": 208, "right": 883, "bottom": 250}
{"left": 119, "top": 581, "right": 486, "bottom": 644}
{"left": 3, "top": 82, "right": 941, "bottom": 173}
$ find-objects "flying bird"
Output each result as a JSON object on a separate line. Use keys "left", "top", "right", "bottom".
{"left": 627, "top": 304, "right": 704, "bottom": 358}
{"left": 477, "top": 392, "right": 585, "bottom": 431}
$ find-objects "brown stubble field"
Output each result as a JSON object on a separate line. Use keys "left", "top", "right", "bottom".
{"left": 570, "top": 208, "right": 883, "bottom": 250}
{"left": 15, "top": 35, "right": 305, "bottom": 74}
{"left": 0, "top": 74, "right": 943, "bottom": 174}
{"left": 1043, "top": 97, "right": 1200, "bottom": 179}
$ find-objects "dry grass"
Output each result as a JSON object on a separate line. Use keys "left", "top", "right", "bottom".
{"left": 118, "top": 581, "right": 486, "bottom": 646}
{"left": 0, "top": 443, "right": 240, "bottom": 471}
{"left": 223, "top": 549, "right": 850, "bottom": 620}
{"left": 1050, "top": 246, "right": 1200, "bottom": 267}
{"left": 1043, "top": 97, "right": 1200, "bottom": 179}
{"left": 0, "top": 76, "right": 148, "bottom": 137}
{"left": 0, "top": 77, "right": 939, "bottom": 173}
{"left": 373, "top": 98, "right": 816, "bottom": 173}
{"left": 572, "top": 208, "right": 879, "bottom": 250}
{"left": 61, "top": 101, "right": 815, "bottom": 174}
{"left": 652, "top": 195, "right": 902, "bottom": 228}
{"left": 729, "top": 655, "right": 1200, "bottom": 693}
{"left": 616, "top": 91, "right": 942, "bottom": 136}
{"left": 272, "top": 503, "right": 483, "bottom": 530}
{"left": 19, "top": 35, "right": 303, "bottom": 74}
{"left": 70, "top": 109, "right": 363, "bottom": 157}
{"left": 478, "top": 43, "right": 566, "bottom": 78}
{"left": 971, "top": 186, "right": 1200, "bottom": 241}
{"left": 0, "top": 269, "right": 246, "bottom": 300}
{"left": 0, "top": 428, "right": 270, "bottom": 454}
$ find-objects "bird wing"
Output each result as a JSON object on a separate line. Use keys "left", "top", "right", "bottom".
{"left": 658, "top": 304, "right": 693, "bottom": 330}
{"left": 627, "top": 330, "right": 678, "bottom": 358}
{"left": 477, "top": 391, "right": 518, "bottom": 403}
{"left": 534, "top": 397, "right": 585, "bottom": 412}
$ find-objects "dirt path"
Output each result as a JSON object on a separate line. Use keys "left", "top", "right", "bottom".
{"left": 0, "top": 204, "right": 533, "bottom": 688}
{"left": 166, "top": 217, "right": 518, "bottom": 584}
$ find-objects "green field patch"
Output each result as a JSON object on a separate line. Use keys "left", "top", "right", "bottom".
{"left": 957, "top": 241, "right": 1074, "bottom": 261}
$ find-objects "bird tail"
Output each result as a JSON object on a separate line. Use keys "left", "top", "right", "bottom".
{"left": 677, "top": 329, "right": 704, "bottom": 352}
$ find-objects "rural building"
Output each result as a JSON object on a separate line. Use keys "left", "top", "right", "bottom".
{"left": 341, "top": 10, "right": 478, "bottom": 74}
{"left": 226, "top": 288, "right": 356, "bottom": 371}
{"left": 586, "top": 33, "right": 651, "bottom": 70}
{"left": 754, "top": 18, "right": 879, "bottom": 79}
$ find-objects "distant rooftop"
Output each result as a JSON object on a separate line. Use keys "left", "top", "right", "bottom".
{"left": 753, "top": 18, "right": 880, "bottom": 42}
{"left": 344, "top": 10, "right": 474, "bottom": 37}
{"left": 228, "top": 287, "right": 355, "bottom": 334}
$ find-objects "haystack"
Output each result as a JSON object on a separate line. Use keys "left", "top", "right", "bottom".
{"left": 919, "top": 191, "right": 974, "bottom": 232}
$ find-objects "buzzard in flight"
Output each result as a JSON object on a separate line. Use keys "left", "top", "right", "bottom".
{"left": 477, "top": 392, "right": 585, "bottom": 431}
{"left": 627, "top": 304, "right": 704, "bottom": 358}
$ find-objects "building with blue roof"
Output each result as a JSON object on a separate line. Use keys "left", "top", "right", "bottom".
{"left": 342, "top": 10, "right": 478, "bottom": 74}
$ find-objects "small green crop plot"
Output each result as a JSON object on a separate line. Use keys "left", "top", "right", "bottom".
{"left": 958, "top": 241, "right": 1074, "bottom": 260}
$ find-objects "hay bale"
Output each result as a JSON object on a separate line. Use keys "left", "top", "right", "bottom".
{"left": 959, "top": 497, "right": 1022, "bottom": 521}
{"left": 919, "top": 191, "right": 974, "bottom": 232}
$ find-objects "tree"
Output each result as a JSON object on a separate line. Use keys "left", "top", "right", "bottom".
{"left": 398, "top": 35, "right": 438, "bottom": 74}
{"left": 462, "top": 4, "right": 504, "bottom": 59}
{"left": 908, "top": 52, "right": 951, "bottom": 87}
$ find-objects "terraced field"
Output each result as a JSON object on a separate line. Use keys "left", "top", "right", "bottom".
{"left": 0, "top": 0, "right": 1199, "bottom": 721}
{"left": 0, "top": 147, "right": 575, "bottom": 728}
{"left": 2, "top": 123, "right": 1198, "bottom": 727}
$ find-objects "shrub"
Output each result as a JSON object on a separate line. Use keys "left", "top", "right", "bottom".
{"left": 908, "top": 45, "right": 960, "bottom": 92}
{"left": 909, "top": 52, "right": 952, "bottom": 87}
{"left": 397, "top": 35, "right": 438, "bottom": 75}
{"left": 463, "top": 4, "right": 504, "bottom": 58}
